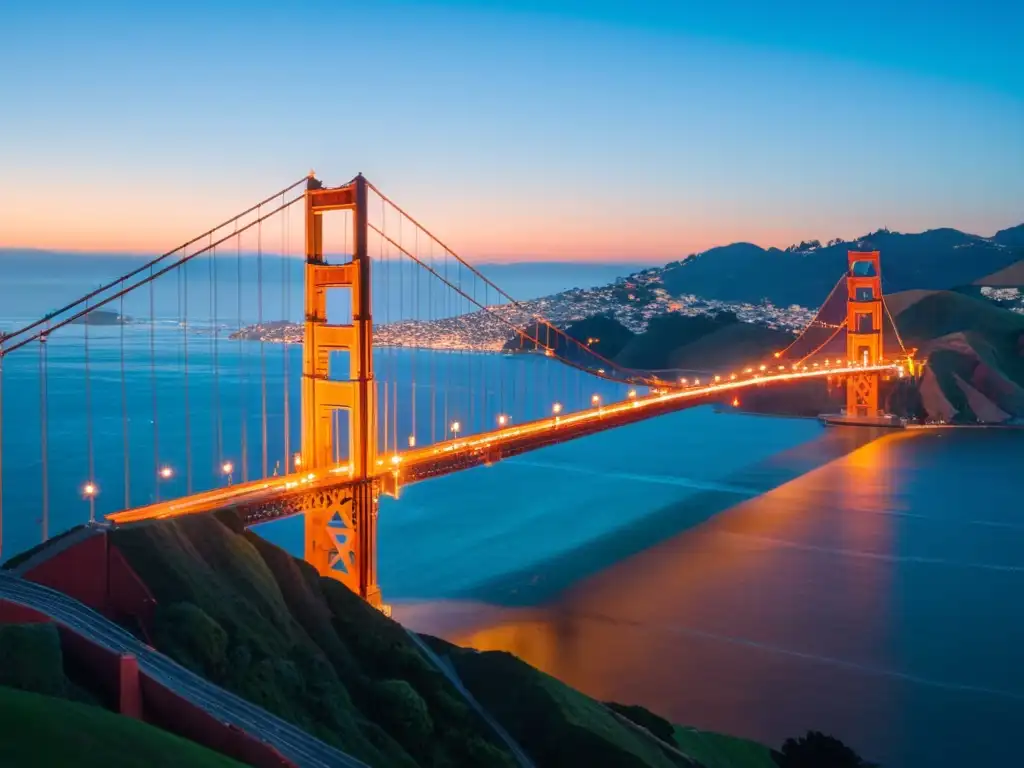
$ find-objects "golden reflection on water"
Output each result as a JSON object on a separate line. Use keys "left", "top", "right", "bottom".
{"left": 398, "top": 430, "right": 918, "bottom": 751}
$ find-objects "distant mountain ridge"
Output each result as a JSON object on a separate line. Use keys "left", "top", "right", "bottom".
{"left": 658, "top": 224, "right": 1024, "bottom": 307}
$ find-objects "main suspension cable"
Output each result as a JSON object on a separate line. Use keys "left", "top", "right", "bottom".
{"left": 4, "top": 178, "right": 310, "bottom": 349}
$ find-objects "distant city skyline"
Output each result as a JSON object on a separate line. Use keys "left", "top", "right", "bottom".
{"left": 1, "top": 0, "right": 1021, "bottom": 262}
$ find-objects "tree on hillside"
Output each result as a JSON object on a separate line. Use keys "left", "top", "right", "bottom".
{"left": 772, "top": 730, "right": 873, "bottom": 768}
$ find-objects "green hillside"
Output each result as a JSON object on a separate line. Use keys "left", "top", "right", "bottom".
{"left": 893, "top": 290, "right": 1024, "bottom": 345}
{"left": 503, "top": 314, "right": 635, "bottom": 360}
{"left": 614, "top": 313, "right": 770, "bottom": 372}
{"left": 664, "top": 322, "right": 792, "bottom": 372}
{"left": 110, "top": 514, "right": 516, "bottom": 767}
{"left": 0, "top": 684, "right": 245, "bottom": 768}
{"left": 420, "top": 635, "right": 776, "bottom": 768}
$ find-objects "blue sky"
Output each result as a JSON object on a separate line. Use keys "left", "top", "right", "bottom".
{"left": 0, "top": 0, "right": 1021, "bottom": 260}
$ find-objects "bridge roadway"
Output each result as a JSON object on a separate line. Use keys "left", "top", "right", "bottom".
{"left": 0, "top": 571, "right": 369, "bottom": 768}
{"left": 108, "top": 364, "right": 900, "bottom": 526}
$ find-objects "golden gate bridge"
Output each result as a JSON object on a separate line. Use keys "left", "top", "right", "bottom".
{"left": 0, "top": 173, "right": 914, "bottom": 612}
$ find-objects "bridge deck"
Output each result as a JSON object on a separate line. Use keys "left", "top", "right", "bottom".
{"left": 106, "top": 363, "right": 900, "bottom": 526}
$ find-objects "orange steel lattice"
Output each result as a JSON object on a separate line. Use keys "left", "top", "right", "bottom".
{"left": 846, "top": 251, "right": 883, "bottom": 417}
{"left": 300, "top": 174, "right": 382, "bottom": 607}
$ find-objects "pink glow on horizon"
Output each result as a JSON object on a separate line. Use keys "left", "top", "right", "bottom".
{"left": 3, "top": 179, "right": 1016, "bottom": 264}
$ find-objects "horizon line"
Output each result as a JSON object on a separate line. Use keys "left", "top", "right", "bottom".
{"left": 1, "top": 217, "right": 1020, "bottom": 265}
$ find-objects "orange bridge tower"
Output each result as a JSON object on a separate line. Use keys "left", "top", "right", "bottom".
{"left": 845, "top": 250, "right": 883, "bottom": 418}
{"left": 301, "top": 173, "right": 382, "bottom": 608}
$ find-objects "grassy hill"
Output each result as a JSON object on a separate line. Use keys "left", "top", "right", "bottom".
{"left": 110, "top": 514, "right": 516, "bottom": 767}
{"left": 504, "top": 314, "right": 636, "bottom": 361}
{"left": 893, "top": 290, "right": 1024, "bottom": 346}
{"left": 610, "top": 312, "right": 788, "bottom": 372}
{"left": 664, "top": 322, "right": 792, "bottom": 373}
{"left": 974, "top": 260, "right": 1024, "bottom": 286}
{"left": 0, "top": 685, "right": 245, "bottom": 768}
{"left": 419, "top": 635, "right": 777, "bottom": 768}
{"left": 0, "top": 622, "right": 244, "bottom": 768}
{"left": 890, "top": 292, "right": 1024, "bottom": 423}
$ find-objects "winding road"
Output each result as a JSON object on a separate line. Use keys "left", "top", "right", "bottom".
{"left": 0, "top": 572, "right": 368, "bottom": 768}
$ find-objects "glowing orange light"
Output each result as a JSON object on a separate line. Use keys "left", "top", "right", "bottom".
{"left": 497, "top": 414, "right": 508, "bottom": 426}
{"left": 293, "top": 453, "right": 302, "bottom": 468}
{"left": 552, "top": 402, "right": 563, "bottom": 415}
{"left": 732, "top": 397, "right": 740, "bottom": 407}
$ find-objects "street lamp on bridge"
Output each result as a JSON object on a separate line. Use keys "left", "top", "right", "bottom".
{"left": 82, "top": 482, "right": 97, "bottom": 523}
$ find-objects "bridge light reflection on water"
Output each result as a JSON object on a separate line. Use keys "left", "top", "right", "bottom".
{"left": 390, "top": 428, "right": 984, "bottom": 768}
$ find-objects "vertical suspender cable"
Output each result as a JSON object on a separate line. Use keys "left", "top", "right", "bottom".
{"left": 237, "top": 228, "right": 248, "bottom": 482}
{"left": 400, "top": 212, "right": 407, "bottom": 447}
{"left": 468, "top": 260, "right": 474, "bottom": 433}
{"left": 212, "top": 238, "right": 223, "bottom": 470}
{"left": 0, "top": 340, "right": 4, "bottom": 558}
{"left": 84, "top": 298, "right": 94, "bottom": 521}
{"left": 429, "top": 239, "right": 436, "bottom": 445}
{"left": 282, "top": 194, "right": 290, "bottom": 470}
{"left": 120, "top": 282, "right": 130, "bottom": 508}
{"left": 444, "top": 247, "right": 449, "bottom": 438}
{"left": 392, "top": 209, "right": 398, "bottom": 452}
{"left": 39, "top": 330, "right": 49, "bottom": 541}
{"left": 150, "top": 268, "right": 160, "bottom": 501}
{"left": 183, "top": 251, "right": 192, "bottom": 493}
{"left": 412, "top": 226, "right": 418, "bottom": 446}
{"left": 258, "top": 208, "right": 268, "bottom": 478}
{"left": 381, "top": 201, "right": 389, "bottom": 457}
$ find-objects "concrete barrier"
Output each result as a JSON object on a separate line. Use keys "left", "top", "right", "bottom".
{"left": 140, "top": 674, "right": 297, "bottom": 768}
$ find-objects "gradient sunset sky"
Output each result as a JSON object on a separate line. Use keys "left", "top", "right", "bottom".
{"left": 1, "top": 0, "right": 1021, "bottom": 262}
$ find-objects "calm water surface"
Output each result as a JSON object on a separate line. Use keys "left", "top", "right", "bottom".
{"left": 274, "top": 422, "right": 1023, "bottom": 768}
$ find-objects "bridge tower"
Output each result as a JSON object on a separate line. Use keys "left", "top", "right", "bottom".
{"left": 845, "top": 250, "right": 883, "bottom": 418}
{"left": 301, "top": 173, "right": 382, "bottom": 608}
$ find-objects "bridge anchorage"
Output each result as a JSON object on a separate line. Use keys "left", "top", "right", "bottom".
{"left": 0, "top": 171, "right": 914, "bottom": 614}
